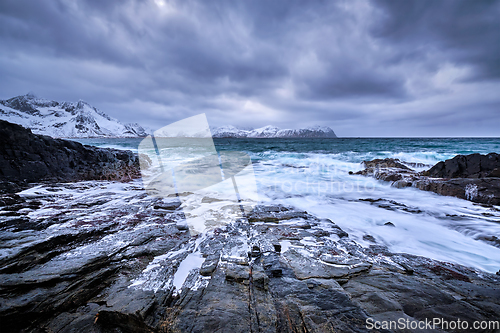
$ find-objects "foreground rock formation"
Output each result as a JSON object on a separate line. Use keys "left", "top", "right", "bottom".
{"left": 0, "top": 181, "right": 499, "bottom": 332}
{"left": 355, "top": 154, "right": 500, "bottom": 205}
{"left": 0, "top": 120, "right": 143, "bottom": 193}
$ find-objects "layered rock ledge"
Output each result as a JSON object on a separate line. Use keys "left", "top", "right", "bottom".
{"left": 0, "top": 120, "right": 143, "bottom": 193}
{"left": 0, "top": 181, "right": 499, "bottom": 332}
{"left": 355, "top": 154, "right": 500, "bottom": 205}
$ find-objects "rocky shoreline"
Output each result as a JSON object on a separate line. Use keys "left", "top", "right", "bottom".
{"left": 1, "top": 121, "right": 500, "bottom": 332}
{"left": 0, "top": 120, "right": 144, "bottom": 194}
{"left": 354, "top": 154, "right": 500, "bottom": 206}
{"left": 1, "top": 181, "right": 499, "bottom": 332}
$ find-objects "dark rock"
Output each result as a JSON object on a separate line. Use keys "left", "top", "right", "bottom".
{"left": 361, "top": 158, "right": 411, "bottom": 170}
{"left": 355, "top": 154, "right": 500, "bottom": 205}
{"left": 414, "top": 177, "right": 500, "bottom": 205}
{"left": 0, "top": 193, "right": 25, "bottom": 207}
{"left": 200, "top": 253, "right": 219, "bottom": 276}
{"left": 427, "top": 153, "right": 500, "bottom": 179}
{"left": 250, "top": 245, "right": 261, "bottom": 257}
{"left": 175, "top": 221, "right": 189, "bottom": 230}
{"left": 247, "top": 204, "right": 309, "bottom": 223}
{"left": 152, "top": 200, "right": 181, "bottom": 211}
{"left": 341, "top": 257, "right": 499, "bottom": 330}
{"left": 0, "top": 181, "right": 26, "bottom": 194}
{"left": 427, "top": 263, "right": 471, "bottom": 282}
{"left": 262, "top": 254, "right": 284, "bottom": 278}
{"left": 354, "top": 158, "right": 416, "bottom": 184}
{"left": 363, "top": 234, "right": 376, "bottom": 243}
{"left": 0, "top": 120, "right": 141, "bottom": 193}
{"left": 321, "top": 218, "right": 349, "bottom": 237}
{"left": 250, "top": 265, "right": 269, "bottom": 291}
{"left": 384, "top": 222, "right": 395, "bottom": 227}
{"left": 488, "top": 167, "right": 500, "bottom": 177}
{"left": 96, "top": 310, "right": 156, "bottom": 333}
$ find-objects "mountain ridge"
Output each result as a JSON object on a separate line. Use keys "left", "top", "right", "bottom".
{"left": 0, "top": 94, "right": 148, "bottom": 138}
{"left": 0, "top": 94, "right": 338, "bottom": 139}
{"left": 210, "top": 124, "right": 337, "bottom": 138}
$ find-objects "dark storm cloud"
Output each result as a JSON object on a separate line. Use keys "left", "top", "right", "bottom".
{"left": 0, "top": 0, "right": 499, "bottom": 136}
{"left": 371, "top": 0, "right": 500, "bottom": 80}
{"left": 298, "top": 67, "right": 407, "bottom": 100}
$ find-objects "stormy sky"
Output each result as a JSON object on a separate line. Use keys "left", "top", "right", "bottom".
{"left": 0, "top": 0, "right": 499, "bottom": 137}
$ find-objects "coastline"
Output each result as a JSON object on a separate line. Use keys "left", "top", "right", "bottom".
{"left": 1, "top": 120, "right": 500, "bottom": 332}
{"left": 1, "top": 179, "right": 499, "bottom": 332}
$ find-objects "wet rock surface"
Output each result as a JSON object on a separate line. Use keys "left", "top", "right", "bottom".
{"left": 355, "top": 155, "right": 500, "bottom": 205}
{"left": 0, "top": 180, "right": 499, "bottom": 332}
{"left": 0, "top": 120, "right": 143, "bottom": 193}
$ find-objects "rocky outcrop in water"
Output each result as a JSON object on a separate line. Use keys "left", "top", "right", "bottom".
{"left": 355, "top": 154, "right": 500, "bottom": 205}
{"left": 0, "top": 120, "right": 143, "bottom": 193}
{"left": 425, "top": 153, "right": 500, "bottom": 179}
{"left": 0, "top": 181, "right": 499, "bottom": 332}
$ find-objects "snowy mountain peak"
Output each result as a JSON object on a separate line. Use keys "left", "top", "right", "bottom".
{"left": 0, "top": 94, "right": 147, "bottom": 138}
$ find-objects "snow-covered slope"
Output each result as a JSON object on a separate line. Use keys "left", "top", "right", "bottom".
{"left": 211, "top": 125, "right": 337, "bottom": 138}
{"left": 0, "top": 93, "right": 148, "bottom": 138}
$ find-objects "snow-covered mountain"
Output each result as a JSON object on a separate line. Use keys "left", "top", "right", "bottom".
{"left": 0, "top": 94, "right": 337, "bottom": 139}
{"left": 210, "top": 125, "right": 337, "bottom": 138}
{"left": 0, "top": 93, "right": 148, "bottom": 138}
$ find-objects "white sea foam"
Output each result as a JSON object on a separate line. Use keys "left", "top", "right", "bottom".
{"left": 72, "top": 138, "right": 500, "bottom": 274}
{"left": 254, "top": 151, "right": 500, "bottom": 273}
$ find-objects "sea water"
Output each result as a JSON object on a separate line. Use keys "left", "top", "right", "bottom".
{"left": 73, "top": 137, "right": 500, "bottom": 273}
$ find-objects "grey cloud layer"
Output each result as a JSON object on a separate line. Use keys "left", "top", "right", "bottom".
{"left": 0, "top": 0, "right": 499, "bottom": 136}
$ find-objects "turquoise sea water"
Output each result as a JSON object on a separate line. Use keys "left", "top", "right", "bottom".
{"left": 74, "top": 137, "right": 500, "bottom": 159}
{"left": 73, "top": 137, "right": 500, "bottom": 273}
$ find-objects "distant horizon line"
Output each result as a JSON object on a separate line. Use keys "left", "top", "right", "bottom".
{"left": 69, "top": 136, "right": 500, "bottom": 139}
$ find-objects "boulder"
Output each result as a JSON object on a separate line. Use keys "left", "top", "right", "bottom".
{"left": 426, "top": 153, "right": 500, "bottom": 178}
